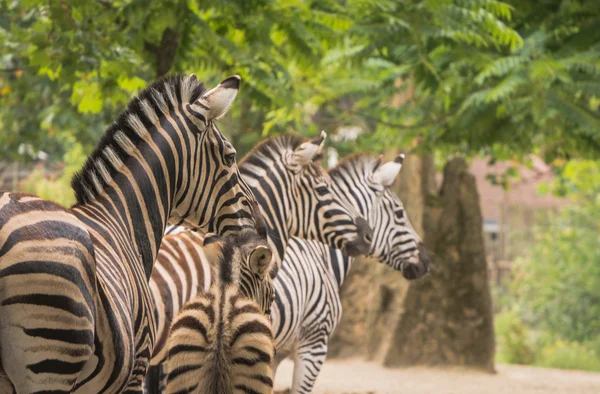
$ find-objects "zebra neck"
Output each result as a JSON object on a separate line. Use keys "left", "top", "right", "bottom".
{"left": 244, "top": 178, "right": 291, "bottom": 265}
{"left": 257, "top": 198, "right": 288, "bottom": 266}
{"left": 71, "top": 135, "right": 182, "bottom": 279}
{"left": 327, "top": 246, "right": 353, "bottom": 289}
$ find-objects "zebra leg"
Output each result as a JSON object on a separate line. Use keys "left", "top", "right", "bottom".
{"left": 144, "top": 364, "right": 161, "bottom": 394}
{"left": 158, "top": 365, "right": 167, "bottom": 393}
{"left": 272, "top": 349, "right": 292, "bottom": 394}
{"left": 290, "top": 336, "right": 329, "bottom": 394}
{"left": 272, "top": 349, "right": 289, "bottom": 380}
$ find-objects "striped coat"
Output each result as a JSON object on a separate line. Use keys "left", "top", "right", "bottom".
{"left": 144, "top": 134, "right": 373, "bottom": 393}
{"left": 271, "top": 154, "right": 430, "bottom": 393}
{"left": 165, "top": 230, "right": 275, "bottom": 394}
{"left": 0, "top": 75, "right": 257, "bottom": 393}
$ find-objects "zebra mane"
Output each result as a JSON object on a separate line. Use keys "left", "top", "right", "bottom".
{"left": 71, "top": 74, "right": 207, "bottom": 207}
{"left": 329, "top": 153, "right": 381, "bottom": 179}
{"left": 239, "top": 133, "right": 307, "bottom": 169}
{"left": 217, "top": 229, "right": 267, "bottom": 286}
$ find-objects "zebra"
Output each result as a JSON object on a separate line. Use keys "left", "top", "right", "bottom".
{"left": 144, "top": 132, "right": 373, "bottom": 392}
{"left": 165, "top": 229, "right": 275, "bottom": 394}
{"left": 0, "top": 74, "right": 260, "bottom": 393}
{"left": 271, "top": 153, "right": 430, "bottom": 393}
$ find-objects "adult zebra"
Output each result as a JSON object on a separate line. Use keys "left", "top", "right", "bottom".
{"left": 272, "top": 154, "right": 430, "bottom": 393}
{"left": 0, "top": 74, "right": 259, "bottom": 393}
{"left": 144, "top": 133, "right": 373, "bottom": 393}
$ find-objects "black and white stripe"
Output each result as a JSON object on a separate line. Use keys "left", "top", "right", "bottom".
{"left": 0, "top": 74, "right": 258, "bottom": 393}
{"left": 144, "top": 133, "right": 372, "bottom": 393}
{"left": 271, "top": 154, "right": 430, "bottom": 393}
{"left": 164, "top": 229, "right": 275, "bottom": 394}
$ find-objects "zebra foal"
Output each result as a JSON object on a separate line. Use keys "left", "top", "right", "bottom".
{"left": 0, "top": 74, "right": 258, "bottom": 393}
{"left": 165, "top": 229, "right": 275, "bottom": 394}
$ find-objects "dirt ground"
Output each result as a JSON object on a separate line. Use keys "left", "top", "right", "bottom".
{"left": 274, "top": 358, "right": 600, "bottom": 394}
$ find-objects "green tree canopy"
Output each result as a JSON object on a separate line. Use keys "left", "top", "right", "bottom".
{"left": 1, "top": 0, "right": 599, "bottom": 163}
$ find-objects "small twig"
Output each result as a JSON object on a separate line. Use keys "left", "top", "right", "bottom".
{"left": 97, "top": 0, "right": 113, "bottom": 8}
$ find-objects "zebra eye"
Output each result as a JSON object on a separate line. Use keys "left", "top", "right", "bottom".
{"left": 315, "top": 186, "right": 329, "bottom": 196}
{"left": 224, "top": 152, "right": 236, "bottom": 167}
{"left": 395, "top": 210, "right": 404, "bottom": 219}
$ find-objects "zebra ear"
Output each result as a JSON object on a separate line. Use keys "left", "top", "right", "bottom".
{"left": 248, "top": 245, "right": 272, "bottom": 278}
{"left": 195, "top": 75, "right": 241, "bottom": 121}
{"left": 371, "top": 154, "right": 404, "bottom": 187}
{"left": 290, "top": 131, "right": 327, "bottom": 166}
{"left": 202, "top": 233, "right": 223, "bottom": 264}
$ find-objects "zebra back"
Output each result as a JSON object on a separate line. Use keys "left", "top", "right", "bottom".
{"left": 165, "top": 230, "right": 275, "bottom": 394}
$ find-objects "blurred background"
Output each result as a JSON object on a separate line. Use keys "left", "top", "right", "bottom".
{"left": 1, "top": 1, "right": 600, "bottom": 393}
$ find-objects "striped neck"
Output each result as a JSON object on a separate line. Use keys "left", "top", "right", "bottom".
{"left": 326, "top": 155, "right": 379, "bottom": 288}
{"left": 238, "top": 135, "right": 308, "bottom": 265}
{"left": 70, "top": 76, "right": 207, "bottom": 278}
{"left": 326, "top": 246, "right": 353, "bottom": 289}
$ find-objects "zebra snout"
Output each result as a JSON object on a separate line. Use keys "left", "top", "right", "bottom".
{"left": 400, "top": 242, "right": 430, "bottom": 280}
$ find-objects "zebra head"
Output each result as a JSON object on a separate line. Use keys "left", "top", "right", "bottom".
{"left": 240, "top": 132, "right": 372, "bottom": 260}
{"left": 169, "top": 74, "right": 258, "bottom": 236}
{"left": 330, "top": 154, "right": 429, "bottom": 280}
{"left": 203, "top": 229, "right": 275, "bottom": 316}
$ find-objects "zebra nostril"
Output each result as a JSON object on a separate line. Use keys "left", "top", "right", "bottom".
{"left": 364, "top": 233, "right": 373, "bottom": 243}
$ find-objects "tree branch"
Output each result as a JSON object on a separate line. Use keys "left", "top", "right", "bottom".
{"left": 144, "top": 27, "right": 181, "bottom": 78}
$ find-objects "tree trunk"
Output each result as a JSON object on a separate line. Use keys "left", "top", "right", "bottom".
{"left": 144, "top": 27, "right": 180, "bottom": 78}
{"left": 383, "top": 157, "right": 495, "bottom": 371}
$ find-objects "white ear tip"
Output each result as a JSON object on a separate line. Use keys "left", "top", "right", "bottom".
{"left": 320, "top": 130, "right": 327, "bottom": 140}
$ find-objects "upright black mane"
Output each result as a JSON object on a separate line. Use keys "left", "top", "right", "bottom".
{"left": 70, "top": 74, "right": 207, "bottom": 206}
{"left": 238, "top": 133, "right": 327, "bottom": 176}
{"left": 328, "top": 153, "right": 381, "bottom": 179}
{"left": 239, "top": 134, "right": 306, "bottom": 166}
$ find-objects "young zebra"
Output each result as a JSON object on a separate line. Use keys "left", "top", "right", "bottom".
{"left": 272, "top": 154, "right": 430, "bottom": 393}
{"left": 145, "top": 133, "right": 372, "bottom": 393}
{"left": 0, "top": 75, "right": 259, "bottom": 393}
{"left": 165, "top": 229, "right": 276, "bottom": 394}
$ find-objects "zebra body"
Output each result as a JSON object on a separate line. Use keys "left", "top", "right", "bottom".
{"left": 0, "top": 75, "right": 257, "bottom": 393}
{"left": 144, "top": 134, "right": 373, "bottom": 393}
{"left": 149, "top": 230, "right": 214, "bottom": 369}
{"left": 165, "top": 230, "right": 275, "bottom": 394}
{"left": 272, "top": 154, "right": 430, "bottom": 393}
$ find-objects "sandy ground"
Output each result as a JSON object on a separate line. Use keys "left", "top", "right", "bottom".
{"left": 274, "top": 359, "right": 600, "bottom": 394}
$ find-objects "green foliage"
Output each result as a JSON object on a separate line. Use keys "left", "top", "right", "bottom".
{"left": 511, "top": 201, "right": 600, "bottom": 342}
{"left": 2, "top": 0, "right": 600, "bottom": 165}
{"left": 495, "top": 309, "right": 535, "bottom": 365}
{"left": 20, "top": 142, "right": 87, "bottom": 206}
{"left": 1, "top": 0, "right": 346, "bottom": 160}
{"left": 535, "top": 339, "right": 600, "bottom": 372}
{"left": 495, "top": 311, "right": 600, "bottom": 371}
{"left": 495, "top": 160, "right": 600, "bottom": 371}
{"left": 552, "top": 159, "right": 600, "bottom": 198}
